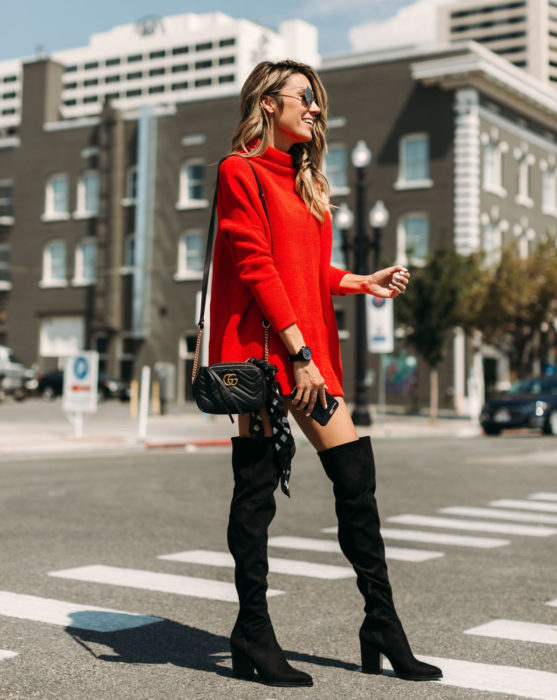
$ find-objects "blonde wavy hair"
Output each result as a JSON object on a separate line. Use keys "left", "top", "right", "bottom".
{"left": 230, "top": 60, "right": 330, "bottom": 222}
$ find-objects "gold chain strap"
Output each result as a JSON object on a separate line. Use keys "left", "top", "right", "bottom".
{"left": 192, "top": 323, "right": 203, "bottom": 383}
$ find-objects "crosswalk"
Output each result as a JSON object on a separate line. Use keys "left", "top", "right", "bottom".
{"left": 1, "top": 490, "right": 556, "bottom": 698}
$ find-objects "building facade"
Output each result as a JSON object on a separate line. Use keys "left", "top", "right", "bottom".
{"left": 0, "top": 12, "right": 318, "bottom": 134}
{"left": 1, "top": 35, "right": 557, "bottom": 412}
{"left": 438, "top": 0, "right": 557, "bottom": 85}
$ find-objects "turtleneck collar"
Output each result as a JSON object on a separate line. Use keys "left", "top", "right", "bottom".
{"left": 259, "top": 143, "right": 295, "bottom": 168}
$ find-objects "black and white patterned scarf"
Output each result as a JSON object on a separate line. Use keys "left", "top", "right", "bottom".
{"left": 247, "top": 359, "right": 295, "bottom": 497}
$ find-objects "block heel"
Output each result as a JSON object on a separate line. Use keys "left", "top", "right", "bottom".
{"left": 231, "top": 642, "right": 255, "bottom": 680}
{"left": 360, "top": 640, "right": 382, "bottom": 674}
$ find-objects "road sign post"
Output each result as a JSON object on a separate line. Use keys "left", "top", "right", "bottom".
{"left": 63, "top": 352, "right": 99, "bottom": 436}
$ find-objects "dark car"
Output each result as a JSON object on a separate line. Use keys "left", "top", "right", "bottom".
{"left": 480, "top": 376, "right": 557, "bottom": 436}
{"left": 37, "top": 369, "right": 129, "bottom": 402}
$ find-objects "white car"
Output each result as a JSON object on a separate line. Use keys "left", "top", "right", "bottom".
{"left": 0, "top": 345, "right": 27, "bottom": 400}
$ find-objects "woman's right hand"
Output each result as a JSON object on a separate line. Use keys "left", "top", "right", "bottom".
{"left": 291, "top": 360, "right": 327, "bottom": 416}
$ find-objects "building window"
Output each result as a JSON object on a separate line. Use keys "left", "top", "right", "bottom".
{"left": 331, "top": 218, "right": 347, "bottom": 268}
{"left": 483, "top": 222, "right": 502, "bottom": 267}
{"left": 2, "top": 108, "right": 16, "bottom": 116}
{"left": 41, "top": 240, "right": 67, "bottom": 286}
{"left": 218, "top": 75, "right": 235, "bottom": 84}
{"left": 482, "top": 139, "right": 508, "bottom": 197}
{"left": 150, "top": 50, "right": 166, "bottom": 59}
{"left": 195, "top": 78, "right": 212, "bottom": 87}
{"left": 219, "top": 56, "right": 236, "bottom": 65}
{"left": 83, "top": 95, "right": 98, "bottom": 103}
{"left": 128, "top": 54, "right": 142, "bottom": 63}
{"left": 172, "top": 46, "right": 189, "bottom": 55}
{"left": 219, "top": 37, "right": 236, "bottom": 47}
{"left": 176, "top": 231, "right": 204, "bottom": 279}
{"left": 127, "top": 72, "right": 142, "bottom": 81}
{"left": 0, "top": 244, "right": 10, "bottom": 288}
{"left": 172, "top": 64, "right": 189, "bottom": 73}
{"left": 325, "top": 144, "right": 348, "bottom": 195}
{"left": 124, "top": 166, "right": 137, "bottom": 204}
{"left": 73, "top": 238, "right": 97, "bottom": 285}
{"left": 126, "top": 89, "right": 142, "bottom": 98}
{"left": 0, "top": 179, "right": 13, "bottom": 221}
{"left": 105, "top": 75, "right": 120, "bottom": 84}
{"left": 178, "top": 160, "right": 207, "bottom": 207}
{"left": 397, "top": 213, "right": 429, "bottom": 266}
{"left": 516, "top": 154, "right": 534, "bottom": 207}
{"left": 149, "top": 67, "right": 165, "bottom": 77}
{"left": 63, "top": 99, "right": 77, "bottom": 106}
{"left": 542, "top": 169, "right": 557, "bottom": 214}
{"left": 84, "top": 78, "right": 98, "bottom": 87}
{"left": 44, "top": 174, "right": 69, "bottom": 220}
{"left": 64, "top": 82, "right": 77, "bottom": 90}
{"left": 105, "top": 57, "right": 121, "bottom": 67}
{"left": 64, "top": 66, "right": 77, "bottom": 73}
{"left": 149, "top": 85, "right": 165, "bottom": 94}
{"left": 196, "top": 42, "right": 212, "bottom": 51}
{"left": 84, "top": 62, "right": 99, "bottom": 70}
{"left": 195, "top": 60, "right": 212, "bottom": 70}
{"left": 172, "top": 82, "right": 189, "bottom": 91}
{"left": 75, "top": 170, "right": 99, "bottom": 218}
{"left": 396, "top": 134, "right": 431, "bottom": 188}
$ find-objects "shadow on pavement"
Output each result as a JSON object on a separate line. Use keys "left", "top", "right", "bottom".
{"left": 65, "top": 617, "right": 359, "bottom": 676}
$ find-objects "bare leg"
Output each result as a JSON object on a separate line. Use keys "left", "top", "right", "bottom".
{"left": 286, "top": 396, "right": 358, "bottom": 450}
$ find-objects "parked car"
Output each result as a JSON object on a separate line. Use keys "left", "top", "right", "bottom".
{"left": 480, "top": 376, "right": 557, "bottom": 436}
{"left": 37, "top": 369, "right": 129, "bottom": 402}
{"left": 0, "top": 345, "right": 27, "bottom": 401}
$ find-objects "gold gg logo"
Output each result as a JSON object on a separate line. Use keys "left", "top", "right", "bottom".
{"left": 223, "top": 373, "right": 238, "bottom": 386}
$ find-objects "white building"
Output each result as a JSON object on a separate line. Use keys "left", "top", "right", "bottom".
{"left": 438, "top": 0, "right": 557, "bottom": 85}
{"left": 0, "top": 11, "right": 319, "bottom": 132}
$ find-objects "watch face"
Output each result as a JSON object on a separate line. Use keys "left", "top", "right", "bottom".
{"left": 301, "top": 346, "right": 312, "bottom": 361}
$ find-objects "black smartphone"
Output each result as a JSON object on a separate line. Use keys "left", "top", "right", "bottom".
{"left": 290, "top": 388, "right": 339, "bottom": 426}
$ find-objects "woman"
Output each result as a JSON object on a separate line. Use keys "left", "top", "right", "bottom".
{"left": 209, "top": 59, "right": 442, "bottom": 688}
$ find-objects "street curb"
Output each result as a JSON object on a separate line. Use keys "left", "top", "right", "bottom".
{"left": 144, "top": 438, "right": 232, "bottom": 449}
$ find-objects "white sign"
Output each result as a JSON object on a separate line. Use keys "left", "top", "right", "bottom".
{"left": 366, "top": 297, "right": 394, "bottom": 354}
{"left": 63, "top": 352, "right": 99, "bottom": 414}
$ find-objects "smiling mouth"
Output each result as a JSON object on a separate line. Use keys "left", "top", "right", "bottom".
{"left": 303, "top": 119, "right": 314, "bottom": 126}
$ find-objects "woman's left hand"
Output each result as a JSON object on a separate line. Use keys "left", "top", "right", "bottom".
{"left": 360, "top": 265, "right": 410, "bottom": 298}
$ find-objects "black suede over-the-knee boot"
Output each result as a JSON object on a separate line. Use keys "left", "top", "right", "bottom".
{"left": 227, "top": 437, "right": 312, "bottom": 687}
{"left": 318, "top": 436, "right": 442, "bottom": 681}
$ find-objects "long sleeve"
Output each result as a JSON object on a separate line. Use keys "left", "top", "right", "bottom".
{"left": 217, "top": 157, "right": 297, "bottom": 332}
{"left": 329, "top": 265, "right": 349, "bottom": 296}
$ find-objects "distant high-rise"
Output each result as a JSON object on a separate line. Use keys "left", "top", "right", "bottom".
{"left": 0, "top": 12, "right": 319, "bottom": 132}
{"left": 438, "top": 0, "right": 557, "bottom": 84}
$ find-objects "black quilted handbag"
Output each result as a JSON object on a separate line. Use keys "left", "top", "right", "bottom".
{"left": 192, "top": 156, "right": 274, "bottom": 422}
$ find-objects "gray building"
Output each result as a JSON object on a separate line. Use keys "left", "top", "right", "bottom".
{"left": 1, "top": 41, "right": 556, "bottom": 412}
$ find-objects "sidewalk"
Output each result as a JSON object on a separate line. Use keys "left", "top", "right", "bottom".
{"left": 0, "top": 398, "right": 481, "bottom": 457}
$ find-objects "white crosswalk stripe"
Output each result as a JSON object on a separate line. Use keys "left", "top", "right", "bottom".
{"left": 267, "top": 535, "right": 444, "bottom": 562}
{"left": 490, "top": 499, "right": 557, "bottom": 513}
{"left": 405, "top": 655, "right": 557, "bottom": 700}
{"left": 48, "top": 565, "right": 283, "bottom": 602}
{"left": 529, "top": 492, "right": 557, "bottom": 502}
{"left": 440, "top": 506, "right": 557, "bottom": 525}
{"left": 464, "top": 619, "right": 557, "bottom": 645}
{"left": 388, "top": 514, "right": 557, "bottom": 537}
{"left": 0, "top": 650, "right": 18, "bottom": 662}
{"left": 546, "top": 598, "right": 557, "bottom": 608}
{"left": 158, "top": 549, "right": 356, "bottom": 580}
{"left": 0, "top": 590, "right": 161, "bottom": 632}
{"left": 322, "top": 525, "right": 509, "bottom": 548}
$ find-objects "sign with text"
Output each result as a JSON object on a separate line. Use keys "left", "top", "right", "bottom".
{"left": 63, "top": 352, "right": 99, "bottom": 414}
{"left": 366, "top": 297, "right": 394, "bottom": 354}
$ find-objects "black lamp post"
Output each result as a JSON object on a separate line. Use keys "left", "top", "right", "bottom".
{"left": 338, "top": 141, "right": 372, "bottom": 425}
{"left": 333, "top": 143, "right": 391, "bottom": 427}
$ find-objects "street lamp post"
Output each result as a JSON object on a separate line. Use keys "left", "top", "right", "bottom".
{"left": 351, "top": 140, "right": 372, "bottom": 426}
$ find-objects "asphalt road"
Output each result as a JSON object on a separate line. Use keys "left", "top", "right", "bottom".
{"left": 0, "top": 435, "right": 556, "bottom": 699}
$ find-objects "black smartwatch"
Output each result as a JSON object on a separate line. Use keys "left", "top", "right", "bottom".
{"left": 288, "top": 346, "right": 313, "bottom": 362}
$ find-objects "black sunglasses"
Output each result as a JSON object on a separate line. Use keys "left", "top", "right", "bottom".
{"left": 272, "top": 86, "right": 316, "bottom": 108}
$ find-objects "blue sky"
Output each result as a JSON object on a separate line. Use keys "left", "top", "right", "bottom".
{"left": 0, "top": 0, "right": 416, "bottom": 61}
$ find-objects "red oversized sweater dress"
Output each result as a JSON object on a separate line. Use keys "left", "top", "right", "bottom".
{"left": 208, "top": 145, "right": 349, "bottom": 396}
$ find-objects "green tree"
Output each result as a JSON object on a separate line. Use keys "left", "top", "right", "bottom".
{"left": 471, "top": 240, "right": 557, "bottom": 378}
{"left": 395, "top": 248, "right": 483, "bottom": 422}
